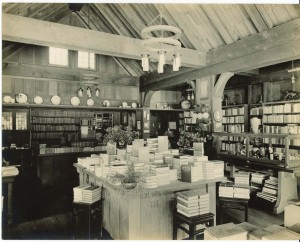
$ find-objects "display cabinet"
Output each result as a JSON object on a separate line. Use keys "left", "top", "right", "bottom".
{"left": 214, "top": 132, "right": 299, "bottom": 214}
{"left": 215, "top": 132, "right": 300, "bottom": 169}
{"left": 2, "top": 107, "right": 30, "bottom": 148}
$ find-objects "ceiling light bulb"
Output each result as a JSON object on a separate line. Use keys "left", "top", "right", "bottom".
{"left": 173, "top": 57, "right": 179, "bottom": 71}
{"left": 157, "top": 63, "right": 164, "bottom": 73}
{"left": 292, "top": 74, "right": 296, "bottom": 84}
{"left": 142, "top": 54, "right": 149, "bottom": 72}
{"left": 175, "top": 52, "right": 181, "bottom": 67}
{"left": 158, "top": 51, "right": 166, "bottom": 66}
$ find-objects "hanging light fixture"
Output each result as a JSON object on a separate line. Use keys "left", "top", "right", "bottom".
{"left": 78, "top": 5, "right": 100, "bottom": 97}
{"left": 141, "top": 7, "right": 182, "bottom": 74}
{"left": 291, "top": 60, "right": 296, "bottom": 85}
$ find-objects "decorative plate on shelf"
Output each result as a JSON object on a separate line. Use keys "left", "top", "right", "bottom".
{"left": 202, "top": 112, "right": 210, "bottom": 119}
{"left": 213, "top": 110, "right": 222, "bottom": 122}
{"left": 131, "top": 102, "right": 137, "bottom": 108}
{"left": 16, "top": 93, "right": 28, "bottom": 104}
{"left": 122, "top": 101, "right": 128, "bottom": 108}
{"left": 103, "top": 100, "right": 110, "bottom": 107}
{"left": 181, "top": 100, "right": 191, "bottom": 110}
{"left": 51, "top": 95, "right": 61, "bottom": 105}
{"left": 87, "top": 98, "right": 94, "bottom": 106}
{"left": 70, "top": 96, "right": 80, "bottom": 106}
{"left": 3, "top": 95, "right": 12, "bottom": 103}
{"left": 197, "top": 113, "right": 203, "bottom": 119}
{"left": 34, "top": 96, "right": 43, "bottom": 105}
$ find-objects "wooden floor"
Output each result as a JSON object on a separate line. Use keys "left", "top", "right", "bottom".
{"left": 221, "top": 206, "right": 284, "bottom": 227}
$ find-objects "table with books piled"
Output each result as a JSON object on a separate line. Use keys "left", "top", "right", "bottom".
{"left": 72, "top": 184, "right": 103, "bottom": 239}
{"left": 218, "top": 170, "right": 251, "bottom": 224}
{"left": 73, "top": 138, "right": 226, "bottom": 240}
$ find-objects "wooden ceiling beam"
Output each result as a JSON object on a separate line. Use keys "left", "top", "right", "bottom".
{"left": 3, "top": 63, "right": 139, "bottom": 86}
{"left": 141, "top": 18, "right": 300, "bottom": 91}
{"left": 3, "top": 13, "right": 205, "bottom": 69}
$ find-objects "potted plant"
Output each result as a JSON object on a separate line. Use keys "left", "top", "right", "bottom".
{"left": 109, "top": 163, "right": 142, "bottom": 189}
{"left": 103, "top": 125, "right": 139, "bottom": 148}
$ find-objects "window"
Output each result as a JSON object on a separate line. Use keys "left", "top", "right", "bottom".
{"left": 49, "top": 47, "right": 68, "bottom": 66}
{"left": 78, "top": 51, "right": 95, "bottom": 69}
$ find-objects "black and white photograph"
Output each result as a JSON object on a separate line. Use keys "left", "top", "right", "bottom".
{"left": 1, "top": 0, "right": 300, "bottom": 240}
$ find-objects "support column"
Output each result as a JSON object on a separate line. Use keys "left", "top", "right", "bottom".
{"left": 212, "top": 72, "right": 234, "bottom": 132}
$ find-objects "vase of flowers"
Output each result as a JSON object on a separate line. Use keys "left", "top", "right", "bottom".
{"left": 103, "top": 125, "right": 139, "bottom": 148}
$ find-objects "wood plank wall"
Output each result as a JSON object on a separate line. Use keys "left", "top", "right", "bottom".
{"left": 2, "top": 45, "right": 139, "bottom": 106}
{"left": 149, "top": 90, "right": 182, "bottom": 108}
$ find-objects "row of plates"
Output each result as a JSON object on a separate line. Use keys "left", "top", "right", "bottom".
{"left": 3, "top": 95, "right": 130, "bottom": 107}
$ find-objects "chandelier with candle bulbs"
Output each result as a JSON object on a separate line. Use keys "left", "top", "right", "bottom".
{"left": 141, "top": 9, "right": 182, "bottom": 74}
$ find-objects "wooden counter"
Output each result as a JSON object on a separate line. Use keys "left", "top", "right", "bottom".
{"left": 74, "top": 163, "right": 226, "bottom": 240}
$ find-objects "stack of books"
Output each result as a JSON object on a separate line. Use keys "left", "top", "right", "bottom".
{"left": 111, "top": 165, "right": 128, "bottom": 175}
{"left": 234, "top": 171, "right": 250, "bottom": 187}
{"left": 204, "top": 222, "right": 247, "bottom": 240}
{"left": 236, "top": 222, "right": 259, "bottom": 239}
{"left": 199, "top": 193, "right": 210, "bottom": 215}
{"left": 181, "top": 164, "right": 203, "bottom": 183}
{"left": 176, "top": 191, "right": 200, "bottom": 217}
{"left": 256, "top": 176, "right": 278, "bottom": 203}
{"left": 144, "top": 174, "right": 158, "bottom": 189}
{"left": 203, "top": 162, "right": 215, "bottom": 180}
{"left": 153, "top": 153, "right": 164, "bottom": 165}
{"left": 77, "top": 157, "right": 100, "bottom": 168}
{"left": 193, "top": 142, "right": 204, "bottom": 157}
{"left": 82, "top": 186, "right": 101, "bottom": 204}
{"left": 173, "top": 157, "right": 189, "bottom": 180}
{"left": 73, "top": 185, "right": 90, "bottom": 202}
{"left": 158, "top": 136, "right": 169, "bottom": 152}
{"left": 212, "top": 160, "right": 224, "bottom": 178}
{"left": 147, "top": 138, "right": 159, "bottom": 153}
{"left": 2, "top": 166, "right": 19, "bottom": 177}
{"left": 126, "top": 145, "right": 132, "bottom": 153}
{"left": 169, "top": 169, "right": 178, "bottom": 181}
{"left": 219, "top": 182, "right": 234, "bottom": 198}
{"left": 134, "top": 163, "right": 145, "bottom": 173}
{"left": 150, "top": 165, "right": 170, "bottom": 186}
{"left": 234, "top": 186, "right": 250, "bottom": 199}
{"left": 138, "top": 147, "right": 150, "bottom": 163}
{"left": 95, "top": 166, "right": 111, "bottom": 178}
{"left": 251, "top": 172, "right": 269, "bottom": 191}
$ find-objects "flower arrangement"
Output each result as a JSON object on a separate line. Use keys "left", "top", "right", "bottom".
{"left": 177, "top": 131, "right": 203, "bottom": 148}
{"left": 103, "top": 125, "right": 139, "bottom": 146}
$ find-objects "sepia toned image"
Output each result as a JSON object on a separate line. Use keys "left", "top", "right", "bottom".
{"left": 1, "top": 1, "right": 300, "bottom": 240}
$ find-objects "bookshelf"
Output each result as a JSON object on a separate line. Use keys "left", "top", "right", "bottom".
{"left": 222, "top": 104, "right": 249, "bottom": 133}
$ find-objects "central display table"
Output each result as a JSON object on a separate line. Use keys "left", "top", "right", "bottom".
{"left": 74, "top": 163, "right": 226, "bottom": 240}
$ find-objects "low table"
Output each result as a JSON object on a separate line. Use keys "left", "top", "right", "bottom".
{"left": 218, "top": 197, "right": 249, "bottom": 224}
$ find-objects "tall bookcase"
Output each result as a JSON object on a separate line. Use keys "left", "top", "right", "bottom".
{"left": 222, "top": 104, "right": 249, "bottom": 133}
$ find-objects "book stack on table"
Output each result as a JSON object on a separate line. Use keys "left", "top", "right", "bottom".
{"left": 73, "top": 185, "right": 101, "bottom": 204}
{"left": 82, "top": 186, "right": 101, "bottom": 204}
{"left": 176, "top": 191, "right": 201, "bottom": 217}
{"left": 176, "top": 191, "right": 210, "bottom": 217}
{"left": 150, "top": 165, "right": 170, "bottom": 186}
{"left": 219, "top": 182, "right": 234, "bottom": 198}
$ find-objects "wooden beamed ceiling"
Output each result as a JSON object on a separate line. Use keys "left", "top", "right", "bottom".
{"left": 2, "top": 3, "right": 300, "bottom": 90}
